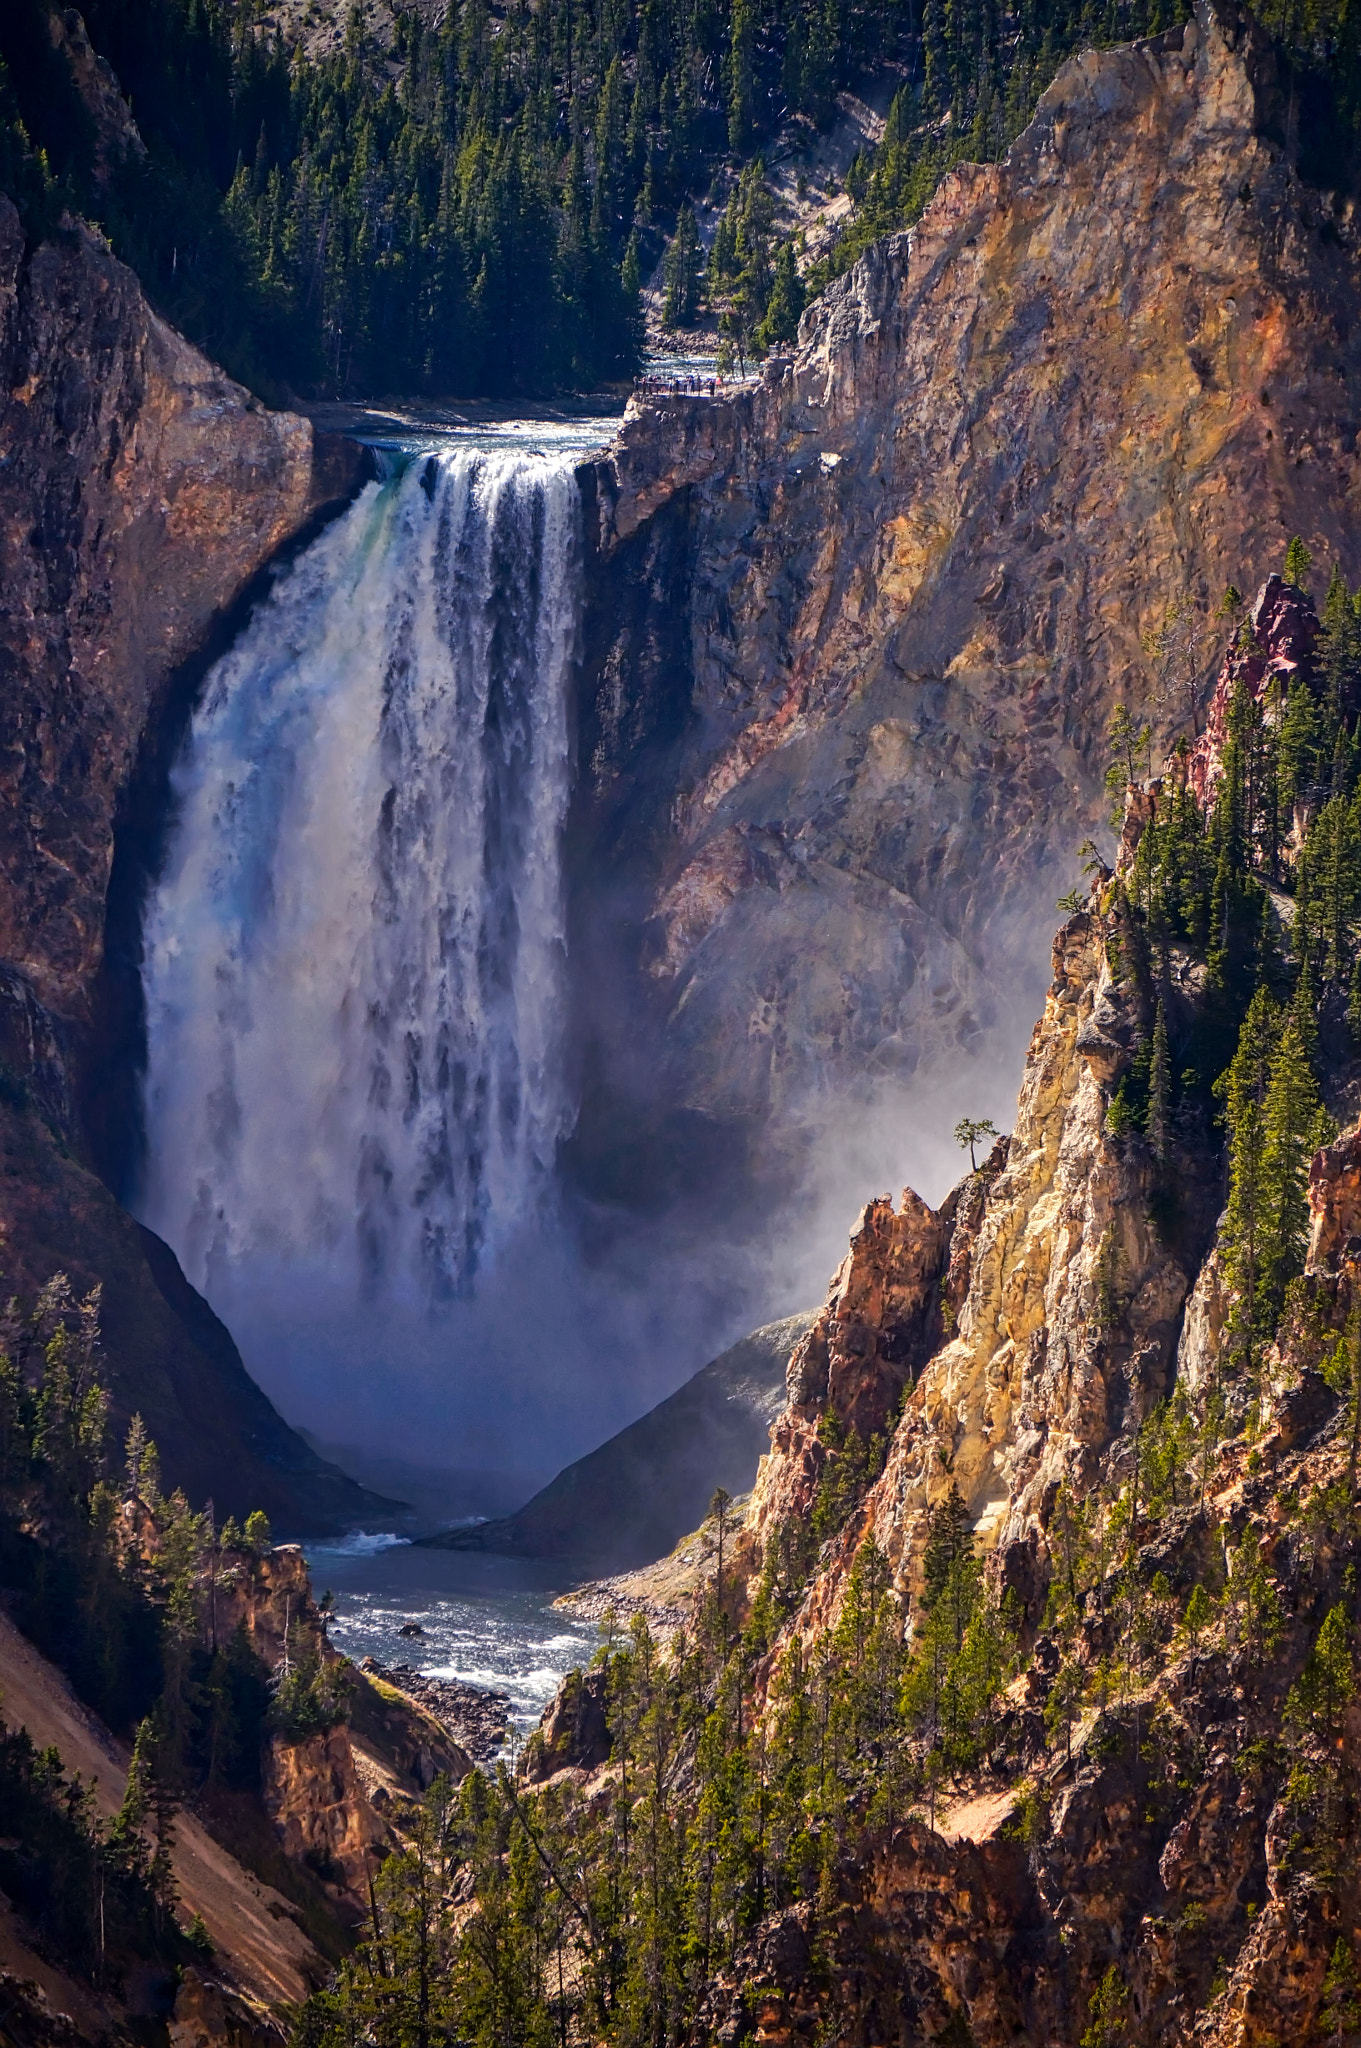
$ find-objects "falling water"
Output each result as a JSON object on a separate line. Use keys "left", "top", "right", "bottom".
{"left": 138, "top": 447, "right": 580, "bottom": 1309}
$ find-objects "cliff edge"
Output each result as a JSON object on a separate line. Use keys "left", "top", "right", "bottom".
{"left": 0, "top": 192, "right": 379, "bottom": 1528}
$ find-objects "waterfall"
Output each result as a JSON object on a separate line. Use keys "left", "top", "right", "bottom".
{"left": 138, "top": 447, "right": 580, "bottom": 1308}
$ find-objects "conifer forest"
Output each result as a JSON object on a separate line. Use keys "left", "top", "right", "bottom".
{"left": 2, "top": 0, "right": 1358, "bottom": 397}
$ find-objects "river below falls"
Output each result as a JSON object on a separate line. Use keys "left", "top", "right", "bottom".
{"left": 302, "top": 1535, "right": 598, "bottom": 1747}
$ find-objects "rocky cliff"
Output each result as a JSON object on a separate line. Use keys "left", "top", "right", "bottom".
{"left": 685, "top": 955, "right": 1361, "bottom": 2047}
{"left": 0, "top": 194, "right": 362, "bottom": 1023}
{"left": 570, "top": 0, "right": 1361, "bottom": 1222}
{"left": 487, "top": 519, "right": 1361, "bottom": 2046}
{"left": 0, "top": 190, "right": 379, "bottom": 1528}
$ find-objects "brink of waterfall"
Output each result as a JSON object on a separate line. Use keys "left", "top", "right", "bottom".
{"left": 138, "top": 448, "right": 580, "bottom": 1310}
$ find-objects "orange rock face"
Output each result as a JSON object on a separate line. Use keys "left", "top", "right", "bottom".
{"left": 1308, "top": 1119, "right": 1361, "bottom": 1276}
{"left": 262, "top": 1724, "right": 390, "bottom": 1905}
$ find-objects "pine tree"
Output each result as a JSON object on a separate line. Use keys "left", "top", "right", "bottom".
{"left": 1216, "top": 988, "right": 1280, "bottom": 1362}
{"left": 124, "top": 1412, "right": 160, "bottom": 1505}
{"left": 661, "top": 202, "right": 701, "bottom": 328}
{"left": 1146, "top": 997, "right": 1171, "bottom": 1164}
{"left": 1258, "top": 1010, "right": 1331, "bottom": 1327}
{"left": 1106, "top": 703, "right": 1152, "bottom": 823}
{"left": 727, "top": 0, "right": 755, "bottom": 151}
{"left": 1317, "top": 563, "right": 1361, "bottom": 720}
{"left": 754, "top": 239, "right": 805, "bottom": 350}
{"left": 1320, "top": 1938, "right": 1361, "bottom": 2048}
{"left": 1284, "top": 533, "right": 1314, "bottom": 594}
{"left": 1285, "top": 1604, "right": 1355, "bottom": 1740}
{"left": 1304, "top": 791, "right": 1361, "bottom": 983}
{"left": 0, "top": 1346, "right": 24, "bottom": 1483}
{"left": 921, "top": 1482, "right": 973, "bottom": 1613}
{"left": 1080, "top": 1965, "right": 1131, "bottom": 2048}
{"left": 1179, "top": 1581, "right": 1214, "bottom": 1655}
{"left": 1278, "top": 672, "right": 1326, "bottom": 822}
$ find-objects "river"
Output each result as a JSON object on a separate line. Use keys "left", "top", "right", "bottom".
{"left": 302, "top": 1533, "right": 598, "bottom": 1746}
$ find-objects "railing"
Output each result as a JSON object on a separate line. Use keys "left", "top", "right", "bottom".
{"left": 632, "top": 370, "right": 761, "bottom": 400}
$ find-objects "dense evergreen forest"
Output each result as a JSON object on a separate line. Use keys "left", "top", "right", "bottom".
{"left": 4, "top": 0, "right": 1354, "bottom": 400}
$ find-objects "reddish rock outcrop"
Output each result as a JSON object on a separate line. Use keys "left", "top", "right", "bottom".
{"left": 1308, "top": 1119, "right": 1361, "bottom": 1275}
{"left": 742, "top": 1190, "right": 949, "bottom": 1577}
{"left": 1189, "top": 574, "right": 1320, "bottom": 805}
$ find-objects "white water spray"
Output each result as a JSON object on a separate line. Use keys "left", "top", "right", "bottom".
{"left": 138, "top": 448, "right": 580, "bottom": 1309}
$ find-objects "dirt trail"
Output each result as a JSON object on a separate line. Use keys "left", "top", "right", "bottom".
{"left": 0, "top": 1610, "right": 320, "bottom": 2012}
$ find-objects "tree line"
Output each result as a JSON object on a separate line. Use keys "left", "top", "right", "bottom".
{"left": 0, "top": 0, "right": 911, "bottom": 397}
{"left": 288, "top": 541, "right": 1361, "bottom": 2048}
{"left": 1097, "top": 543, "right": 1361, "bottom": 1370}
{"left": 293, "top": 1436, "right": 1361, "bottom": 2048}
{"left": 10, "top": 0, "right": 1351, "bottom": 400}
{"left": 294, "top": 1479, "right": 1022, "bottom": 2048}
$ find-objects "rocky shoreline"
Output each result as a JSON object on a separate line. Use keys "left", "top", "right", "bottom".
{"left": 554, "top": 1584, "right": 689, "bottom": 1634}
{"left": 359, "top": 1657, "right": 511, "bottom": 1762}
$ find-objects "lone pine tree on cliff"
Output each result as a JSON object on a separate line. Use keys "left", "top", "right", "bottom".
{"left": 954, "top": 1116, "right": 999, "bottom": 1171}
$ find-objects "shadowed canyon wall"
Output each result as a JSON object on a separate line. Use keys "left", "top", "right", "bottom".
{"left": 6, "top": 0, "right": 1361, "bottom": 1513}
{"left": 0, "top": 192, "right": 382, "bottom": 1526}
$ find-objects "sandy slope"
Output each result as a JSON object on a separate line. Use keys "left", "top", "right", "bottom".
{"left": 0, "top": 1610, "right": 320, "bottom": 2014}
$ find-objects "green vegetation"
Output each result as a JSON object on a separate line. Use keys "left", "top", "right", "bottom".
{"left": 0, "top": 1271, "right": 332, "bottom": 1991}
{"left": 953, "top": 1114, "right": 1000, "bottom": 1170}
{"left": 297, "top": 1502, "right": 1021, "bottom": 2048}
{"left": 0, "top": 1711, "right": 183, "bottom": 1992}
{"left": 810, "top": 0, "right": 1189, "bottom": 293}
{"left": 821, "top": 0, "right": 1361, "bottom": 296}
{"left": 9, "top": 0, "right": 1349, "bottom": 401}
{"left": 1, "top": 0, "right": 919, "bottom": 396}
{"left": 0, "top": 1268, "right": 346, "bottom": 1935}
{"left": 282, "top": 540, "right": 1361, "bottom": 2048}
{"left": 1081, "top": 1966, "right": 1131, "bottom": 2048}
{"left": 1106, "top": 547, "right": 1361, "bottom": 1354}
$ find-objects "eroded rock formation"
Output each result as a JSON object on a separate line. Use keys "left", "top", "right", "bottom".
{"left": 741, "top": 888, "right": 1215, "bottom": 1634}
{"left": 676, "top": 575, "right": 1361, "bottom": 2041}
{"left": 0, "top": 195, "right": 359, "bottom": 1020}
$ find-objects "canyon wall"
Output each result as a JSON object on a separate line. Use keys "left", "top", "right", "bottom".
{"left": 525, "top": 585, "right": 1357, "bottom": 2043}
{"left": 571, "top": 0, "right": 1361, "bottom": 1220}
{"left": 7, "top": 0, "right": 1361, "bottom": 1517}
{"left": 0, "top": 191, "right": 379, "bottom": 1527}
{"left": 0, "top": 195, "right": 363, "bottom": 1022}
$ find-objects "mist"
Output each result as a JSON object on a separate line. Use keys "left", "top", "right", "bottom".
{"left": 188, "top": 967, "right": 1040, "bottom": 1530}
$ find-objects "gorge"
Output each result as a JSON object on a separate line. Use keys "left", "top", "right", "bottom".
{"left": 4, "top": 0, "right": 1361, "bottom": 2039}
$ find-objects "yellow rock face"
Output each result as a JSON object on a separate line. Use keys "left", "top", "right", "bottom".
{"left": 743, "top": 897, "right": 1194, "bottom": 1632}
